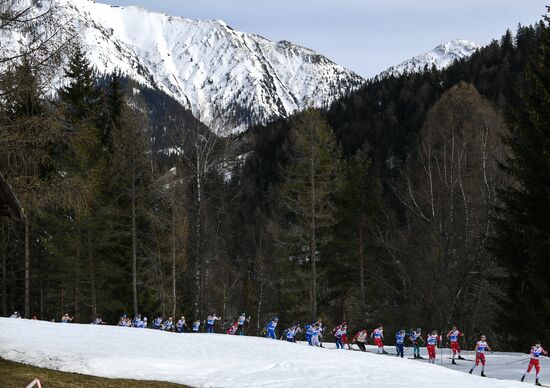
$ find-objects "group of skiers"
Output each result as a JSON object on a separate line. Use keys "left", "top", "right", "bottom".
{"left": 270, "top": 318, "right": 547, "bottom": 386}
{"left": 98, "top": 312, "right": 250, "bottom": 335}
{"left": 8, "top": 311, "right": 548, "bottom": 385}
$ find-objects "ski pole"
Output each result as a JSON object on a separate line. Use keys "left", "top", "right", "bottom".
{"left": 439, "top": 330, "right": 445, "bottom": 365}
{"left": 505, "top": 357, "right": 531, "bottom": 365}
{"left": 439, "top": 340, "right": 443, "bottom": 365}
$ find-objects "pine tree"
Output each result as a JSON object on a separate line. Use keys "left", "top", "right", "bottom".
{"left": 494, "top": 8, "right": 550, "bottom": 348}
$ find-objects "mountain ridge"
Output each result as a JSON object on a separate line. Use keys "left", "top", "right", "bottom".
{"left": 379, "top": 39, "right": 481, "bottom": 78}
{"left": 5, "top": 0, "right": 365, "bottom": 135}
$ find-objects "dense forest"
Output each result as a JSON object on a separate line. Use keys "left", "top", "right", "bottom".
{"left": 1, "top": 2, "right": 548, "bottom": 351}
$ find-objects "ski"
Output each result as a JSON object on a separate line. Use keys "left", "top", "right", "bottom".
{"left": 368, "top": 350, "right": 397, "bottom": 356}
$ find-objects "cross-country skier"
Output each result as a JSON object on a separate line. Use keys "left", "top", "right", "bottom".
{"left": 371, "top": 325, "right": 386, "bottom": 354}
{"left": 163, "top": 317, "right": 174, "bottom": 331}
{"left": 9, "top": 311, "right": 20, "bottom": 318}
{"left": 284, "top": 326, "right": 295, "bottom": 342}
{"left": 426, "top": 330, "right": 441, "bottom": 364}
{"left": 140, "top": 317, "right": 148, "bottom": 328}
{"left": 521, "top": 341, "right": 548, "bottom": 386}
{"left": 265, "top": 317, "right": 279, "bottom": 339}
{"left": 313, "top": 318, "right": 325, "bottom": 347}
{"left": 206, "top": 313, "right": 221, "bottom": 333}
{"left": 310, "top": 322, "right": 322, "bottom": 347}
{"left": 447, "top": 325, "right": 465, "bottom": 364}
{"left": 132, "top": 314, "right": 142, "bottom": 327}
{"left": 304, "top": 324, "right": 313, "bottom": 345}
{"left": 353, "top": 328, "right": 368, "bottom": 352}
{"left": 340, "top": 322, "right": 352, "bottom": 350}
{"left": 333, "top": 322, "right": 348, "bottom": 350}
{"left": 226, "top": 320, "right": 239, "bottom": 335}
{"left": 408, "top": 328, "right": 424, "bottom": 359}
{"left": 237, "top": 313, "right": 249, "bottom": 335}
{"left": 176, "top": 316, "right": 188, "bottom": 333}
{"left": 91, "top": 316, "right": 105, "bottom": 325}
{"left": 469, "top": 335, "right": 492, "bottom": 377}
{"left": 294, "top": 324, "right": 302, "bottom": 342}
{"left": 61, "top": 313, "right": 73, "bottom": 323}
{"left": 136, "top": 317, "right": 144, "bottom": 327}
{"left": 118, "top": 314, "right": 127, "bottom": 326}
{"left": 285, "top": 324, "right": 301, "bottom": 343}
{"left": 396, "top": 329, "right": 406, "bottom": 358}
{"left": 152, "top": 316, "right": 163, "bottom": 330}
{"left": 192, "top": 319, "right": 201, "bottom": 332}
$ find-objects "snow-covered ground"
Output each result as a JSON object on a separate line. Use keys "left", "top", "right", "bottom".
{"left": 0, "top": 318, "right": 544, "bottom": 387}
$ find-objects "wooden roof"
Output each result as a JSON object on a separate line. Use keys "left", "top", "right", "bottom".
{"left": 0, "top": 171, "right": 24, "bottom": 220}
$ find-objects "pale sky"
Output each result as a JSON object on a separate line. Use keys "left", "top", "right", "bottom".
{"left": 99, "top": 0, "right": 546, "bottom": 78}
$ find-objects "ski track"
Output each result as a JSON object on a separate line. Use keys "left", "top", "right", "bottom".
{"left": 0, "top": 318, "right": 544, "bottom": 387}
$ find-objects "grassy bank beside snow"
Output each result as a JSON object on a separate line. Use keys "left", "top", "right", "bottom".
{"left": 0, "top": 358, "right": 188, "bottom": 388}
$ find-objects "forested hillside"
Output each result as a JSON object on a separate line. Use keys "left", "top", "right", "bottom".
{"left": 1, "top": 1, "right": 548, "bottom": 351}
{"left": 229, "top": 20, "right": 549, "bottom": 348}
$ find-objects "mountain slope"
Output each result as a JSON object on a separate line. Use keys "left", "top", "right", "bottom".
{"left": 0, "top": 318, "right": 529, "bottom": 388}
{"left": 380, "top": 39, "right": 481, "bottom": 78}
{"left": 5, "top": 0, "right": 364, "bottom": 135}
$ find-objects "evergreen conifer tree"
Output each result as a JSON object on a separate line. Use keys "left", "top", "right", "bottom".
{"left": 59, "top": 46, "right": 97, "bottom": 124}
{"left": 494, "top": 8, "right": 550, "bottom": 348}
{"left": 279, "top": 109, "right": 342, "bottom": 321}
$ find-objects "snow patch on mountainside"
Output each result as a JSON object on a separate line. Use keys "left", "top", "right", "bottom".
{"left": 3, "top": 0, "right": 364, "bottom": 135}
{"left": 380, "top": 39, "right": 481, "bottom": 78}
{"left": 0, "top": 318, "right": 534, "bottom": 388}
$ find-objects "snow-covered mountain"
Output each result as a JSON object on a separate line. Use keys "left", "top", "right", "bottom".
{"left": 380, "top": 39, "right": 481, "bottom": 78}
{"left": 4, "top": 0, "right": 364, "bottom": 135}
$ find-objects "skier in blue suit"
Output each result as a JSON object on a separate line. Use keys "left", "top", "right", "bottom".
{"left": 396, "top": 329, "right": 406, "bottom": 358}
{"left": 206, "top": 314, "right": 221, "bottom": 333}
{"left": 152, "top": 316, "right": 163, "bottom": 330}
{"left": 305, "top": 324, "right": 313, "bottom": 345}
{"left": 266, "top": 317, "right": 279, "bottom": 339}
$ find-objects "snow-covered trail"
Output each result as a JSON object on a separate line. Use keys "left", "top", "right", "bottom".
{"left": 0, "top": 318, "right": 539, "bottom": 387}
{"left": 322, "top": 343, "right": 547, "bottom": 385}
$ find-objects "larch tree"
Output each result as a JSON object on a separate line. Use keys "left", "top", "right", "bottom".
{"left": 392, "top": 82, "right": 508, "bottom": 335}
{"left": 0, "top": 57, "right": 63, "bottom": 318}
